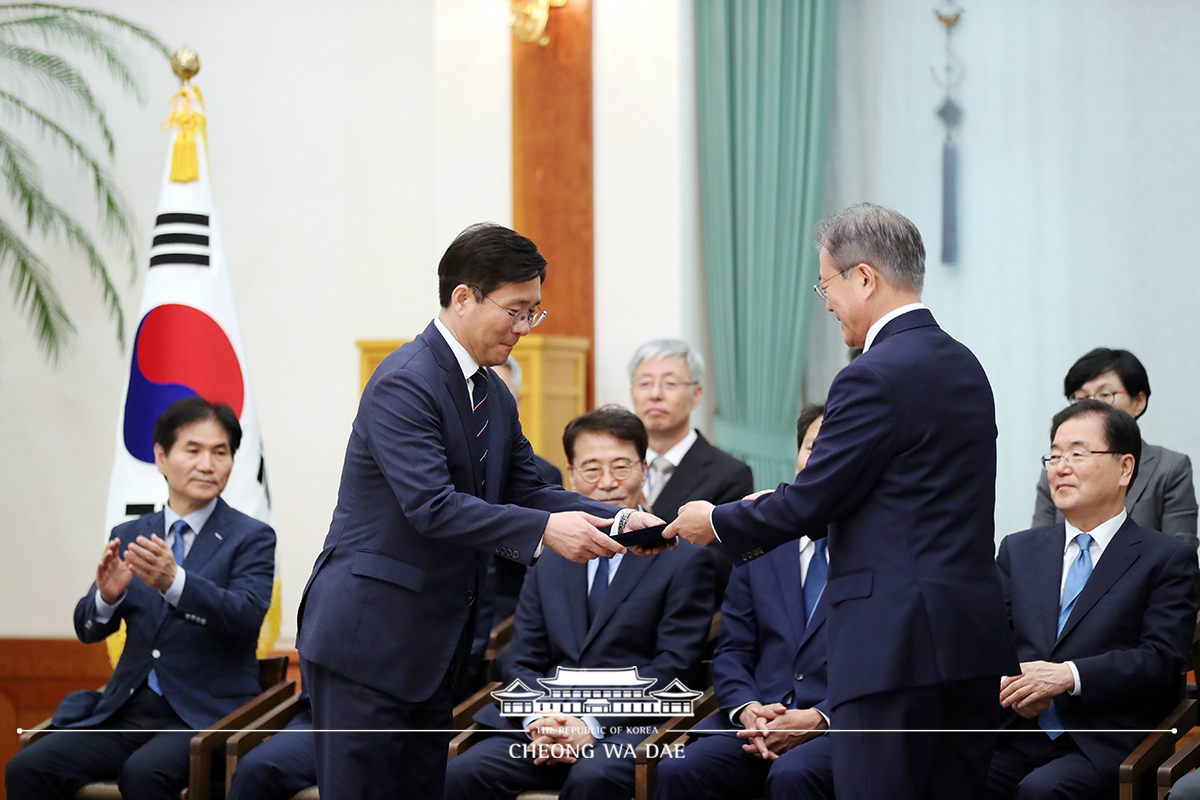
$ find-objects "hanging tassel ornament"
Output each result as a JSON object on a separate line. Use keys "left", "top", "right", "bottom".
{"left": 162, "top": 47, "right": 206, "bottom": 183}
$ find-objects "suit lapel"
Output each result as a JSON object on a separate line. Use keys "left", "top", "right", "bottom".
{"left": 133, "top": 512, "right": 172, "bottom": 631}
{"left": 426, "top": 323, "right": 485, "bottom": 497}
{"left": 561, "top": 558, "right": 589, "bottom": 657}
{"left": 653, "top": 434, "right": 712, "bottom": 516}
{"left": 1037, "top": 525, "right": 1066, "bottom": 655}
{"left": 1055, "top": 519, "right": 1141, "bottom": 647}
{"left": 769, "top": 543, "right": 806, "bottom": 646}
{"left": 482, "top": 367, "right": 504, "bottom": 502}
{"left": 582, "top": 553, "right": 654, "bottom": 652}
{"left": 1124, "top": 445, "right": 1158, "bottom": 512}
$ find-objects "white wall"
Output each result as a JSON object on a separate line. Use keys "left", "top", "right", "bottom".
{"left": 814, "top": 0, "right": 1200, "bottom": 542}
{"left": 594, "top": 0, "right": 711, "bottom": 429}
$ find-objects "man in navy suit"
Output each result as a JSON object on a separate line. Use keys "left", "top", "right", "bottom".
{"left": 989, "top": 400, "right": 1198, "bottom": 799}
{"left": 655, "top": 404, "right": 833, "bottom": 800}
{"left": 6, "top": 397, "right": 275, "bottom": 800}
{"left": 445, "top": 406, "right": 713, "bottom": 800}
{"left": 665, "top": 203, "right": 1019, "bottom": 800}
{"left": 297, "top": 225, "right": 660, "bottom": 800}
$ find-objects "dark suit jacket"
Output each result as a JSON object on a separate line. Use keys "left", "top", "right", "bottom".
{"left": 997, "top": 518, "right": 1198, "bottom": 782}
{"left": 474, "top": 541, "right": 714, "bottom": 733}
{"left": 651, "top": 431, "right": 753, "bottom": 524}
{"left": 696, "top": 539, "right": 829, "bottom": 733}
{"left": 56, "top": 498, "right": 275, "bottom": 730}
{"left": 711, "top": 309, "right": 1018, "bottom": 706}
{"left": 297, "top": 321, "right": 615, "bottom": 703}
{"left": 1033, "top": 443, "right": 1198, "bottom": 550}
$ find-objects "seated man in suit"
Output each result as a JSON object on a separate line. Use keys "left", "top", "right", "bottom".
{"left": 6, "top": 397, "right": 276, "bottom": 800}
{"left": 990, "top": 399, "right": 1199, "bottom": 800}
{"left": 628, "top": 339, "right": 753, "bottom": 600}
{"left": 226, "top": 694, "right": 316, "bottom": 800}
{"left": 654, "top": 404, "right": 833, "bottom": 800}
{"left": 445, "top": 405, "right": 714, "bottom": 800}
{"left": 1032, "top": 347, "right": 1197, "bottom": 550}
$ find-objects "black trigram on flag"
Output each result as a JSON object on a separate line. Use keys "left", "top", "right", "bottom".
{"left": 149, "top": 212, "right": 211, "bottom": 268}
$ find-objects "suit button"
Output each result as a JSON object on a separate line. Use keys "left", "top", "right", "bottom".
{"left": 152, "top": 649, "right": 161, "bottom": 659}
{"left": 466, "top": 590, "right": 475, "bottom": 603}
{"left": 512, "top": 550, "right": 519, "bottom": 559}
{"left": 794, "top": 673, "right": 804, "bottom": 681}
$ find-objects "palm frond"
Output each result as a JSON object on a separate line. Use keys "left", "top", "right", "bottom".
{"left": 0, "top": 88, "right": 136, "bottom": 268}
{"left": 0, "top": 12, "right": 146, "bottom": 103}
{"left": 0, "top": 214, "right": 73, "bottom": 361}
{"left": 0, "top": 3, "right": 171, "bottom": 59}
{"left": 0, "top": 40, "right": 114, "bottom": 155}
{"left": 0, "top": 127, "right": 124, "bottom": 346}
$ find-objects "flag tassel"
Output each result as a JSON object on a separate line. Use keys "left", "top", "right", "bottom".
{"left": 162, "top": 85, "right": 206, "bottom": 183}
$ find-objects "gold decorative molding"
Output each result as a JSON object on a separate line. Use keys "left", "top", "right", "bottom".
{"left": 512, "top": 0, "right": 566, "bottom": 47}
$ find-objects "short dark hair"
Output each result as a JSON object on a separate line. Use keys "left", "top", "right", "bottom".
{"left": 1050, "top": 399, "right": 1141, "bottom": 485}
{"left": 153, "top": 397, "right": 242, "bottom": 455}
{"left": 813, "top": 203, "right": 925, "bottom": 294}
{"left": 1063, "top": 348, "right": 1151, "bottom": 413}
{"left": 437, "top": 223, "right": 547, "bottom": 308}
{"left": 796, "top": 403, "right": 825, "bottom": 451}
{"left": 562, "top": 405, "right": 648, "bottom": 464}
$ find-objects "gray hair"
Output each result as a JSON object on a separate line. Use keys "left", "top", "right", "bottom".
{"left": 627, "top": 339, "right": 705, "bottom": 386}
{"left": 813, "top": 202, "right": 925, "bottom": 294}
{"left": 498, "top": 355, "right": 522, "bottom": 396}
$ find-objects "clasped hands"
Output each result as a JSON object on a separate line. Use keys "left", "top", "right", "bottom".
{"left": 96, "top": 535, "right": 178, "bottom": 603}
{"left": 524, "top": 714, "right": 595, "bottom": 765}
{"left": 999, "top": 661, "right": 1075, "bottom": 718}
{"left": 737, "top": 703, "right": 827, "bottom": 760}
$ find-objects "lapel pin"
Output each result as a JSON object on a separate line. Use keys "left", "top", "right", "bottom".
{"left": 214, "top": 532, "right": 223, "bottom": 540}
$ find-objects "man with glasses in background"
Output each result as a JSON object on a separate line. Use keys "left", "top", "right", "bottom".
{"left": 1032, "top": 348, "right": 1197, "bottom": 550}
{"left": 445, "top": 405, "right": 712, "bottom": 800}
{"left": 989, "top": 399, "right": 1197, "bottom": 799}
{"left": 628, "top": 338, "right": 753, "bottom": 601}
{"left": 297, "top": 224, "right": 660, "bottom": 800}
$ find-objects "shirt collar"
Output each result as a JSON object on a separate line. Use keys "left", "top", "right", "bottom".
{"left": 164, "top": 496, "right": 219, "bottom": 538}
{"left": 433, "top": 316, "right": 482, "bottom": 384}
{"left": 863, "top": 303, "right": 927, "bottom": 352}
{"left": 647, "top": 428, "right": 699, "bottom": 467}
{"left": 1064, "top": 509, "right": 1127, "bottom": 556}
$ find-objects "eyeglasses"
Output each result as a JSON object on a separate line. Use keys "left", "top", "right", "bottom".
{"left": 1040, "top": 450, "right": 1118, "bottom": 471}
{"left": 1069, "top": 390, "right": 1127, "bottom": 405}
{"left": 571, "top": 460, "right": 641, "bottom": 485}
{"left": 813, "top": 267, "right": 852, "bottom": 302}
{"left": 631, "top": 377, "right": 698, "bottom": 393}
{"left": 471, "top": 287, "right": 547, "bottom": 330}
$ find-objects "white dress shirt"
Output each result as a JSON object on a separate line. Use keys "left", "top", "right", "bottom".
{"left": 862, "top": 303, "right": 927, "bottom": 352}
{"left": 94, "top": 496, "right": 218, "bottom": 621}
{"left": 1058, "top": 510, "right": 1126, "bottom": 695}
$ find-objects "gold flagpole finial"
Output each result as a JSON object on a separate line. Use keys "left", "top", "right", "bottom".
{"left": 171, "top": 47, "right": 200, "bottom": 84}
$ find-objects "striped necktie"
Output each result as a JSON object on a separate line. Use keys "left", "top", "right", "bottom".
{"left": 472, "top": 368, "right": 489, "bottom": 490}
{"left": 1039, "top": 532, "right": 1094, "bottom": 739}
{"left": 803, "top": 539, "right": 827, "bottom": 624}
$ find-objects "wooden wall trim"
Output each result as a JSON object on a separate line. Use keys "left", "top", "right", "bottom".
{"left": 512, "top": 0, "right": 595, "bottom": 407}
{"left": 0, "top": 638, "right": 113, "bottom": 800}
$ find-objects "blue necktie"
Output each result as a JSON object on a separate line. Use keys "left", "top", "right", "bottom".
{"left": 148, "top": 519, "right": 189, "bottom": 696}
{"left": 472, "top": 368, "right": 489, "bottom": 490}
{"left": 1040, "top": 532, "right": 1094, "bottom": 739}
{"left": 588, "top": 557, "right": 609, "bottom": 626}
{"left": 803, "top": 539, "right": 827, "bottom": 623}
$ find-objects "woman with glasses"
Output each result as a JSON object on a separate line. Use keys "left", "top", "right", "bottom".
{"left": 1032, "top": 348, "right": 1198, "bottom": 550}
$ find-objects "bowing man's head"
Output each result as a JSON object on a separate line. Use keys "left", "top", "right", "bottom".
{"left": 437, "top": 223, "right": 548, "bottom": 367}
{"left": 796, "top": 403, "right": 825, "bottom": 476}
{"left": 813, "top": 203, "right": 925, "bottom": 349}
{"left": 563, "top": 406, "right": 649, "bottom": 510}
{"left": 1043, "top": 399, "right": 1141, "bottom": 533}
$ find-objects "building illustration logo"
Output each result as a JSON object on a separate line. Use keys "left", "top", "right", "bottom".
{"left": 492, "top": 667, "right": 703, "bottom": 717}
